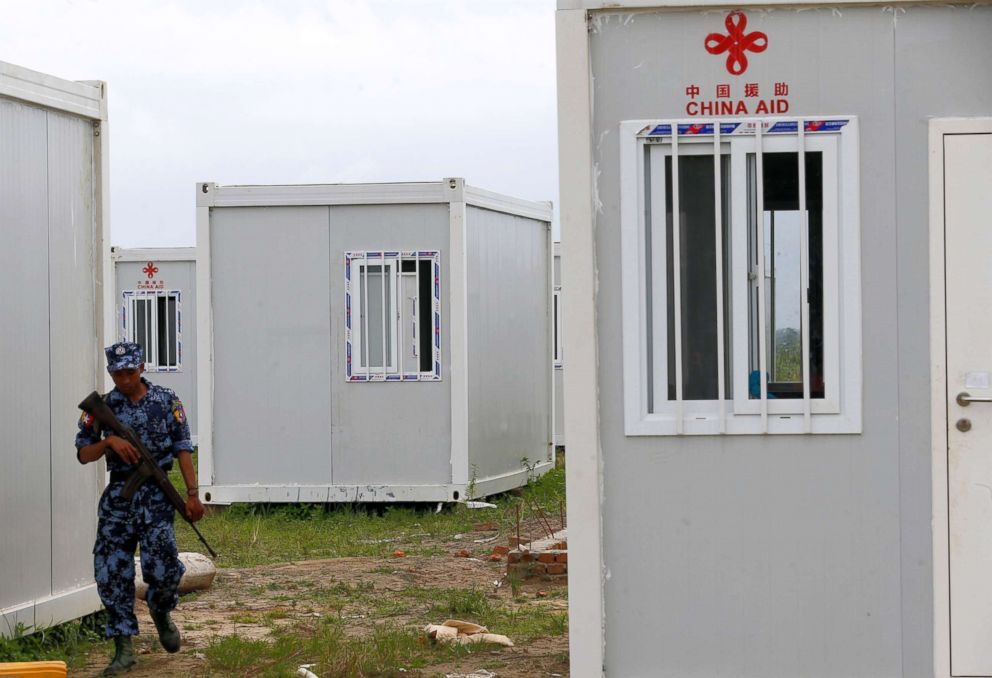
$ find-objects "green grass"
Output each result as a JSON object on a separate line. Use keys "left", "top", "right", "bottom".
{"left": 171, "top": 452, "right": 567, "bottom": 568}
{"left": 203, "top": 617, "right": 510, "bottom": 678}
{"left": 2, "top": 454, "right": 568, "bottom": 672}
{"left": 0, "top": 612, "right": 107, "bottom": 670}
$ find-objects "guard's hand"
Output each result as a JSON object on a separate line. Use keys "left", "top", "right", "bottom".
{"left": 104, "top": 436, "right": 139, "bottom": 465}
{"left": 185, "top": 495, "right": 205, "bottom": 523}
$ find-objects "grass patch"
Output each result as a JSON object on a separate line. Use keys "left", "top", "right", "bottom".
{"left": 0, "top": 612, "right": 107, "bottom": 670}
{"left": 204, "top": 621, "right": 463, "bottom": 677}
{"left": 6, "top": 453, "right": 568, "bottom": 673}
{"left": 172, "top": 453, "right": 567, "bottom": 568}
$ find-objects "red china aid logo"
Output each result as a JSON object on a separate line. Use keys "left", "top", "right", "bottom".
{"left": 143, "top": 262, "right": 159, "bottom": 279}
{"left": 705, "top": 11, "right": 768, "bottom": 76}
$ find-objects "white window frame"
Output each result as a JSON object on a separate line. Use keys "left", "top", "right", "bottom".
{"left": 121, "top": 289, "right": 182, "bottom": 372}
{"left": 553, "top": 286, "right": 564, "bottom": 369}
{"left": 620, "top": 117, "right": 861, "bottom": 435}
{"left": 344, "top": 250, "right": 442, "bottom": 382}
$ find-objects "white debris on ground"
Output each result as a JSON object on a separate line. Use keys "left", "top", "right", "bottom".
{"left": 424, "top": 619, "right": 513, "bottom": 647}
{"left": 134, "top": 551, "right": 215, "bottom": 599}
{"left": 445, "top": 670, "right": 497, "bottom": 678}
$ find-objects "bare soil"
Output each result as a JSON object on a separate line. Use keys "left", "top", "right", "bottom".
{"left": 75, "top": 554, "right": 568, "bottom": 677}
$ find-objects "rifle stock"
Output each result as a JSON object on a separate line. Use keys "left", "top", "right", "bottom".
{"left": 79, "top": 391, "right": 218, "bottom": 559}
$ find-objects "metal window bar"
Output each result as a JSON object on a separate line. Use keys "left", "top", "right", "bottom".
{"left": 414, "top": 250, "right": 420, "bottom": 367}
{"left": 755, "top": 122, "right": 769, "bottom": 431}
{"left": 165, "top": 293, "right": 177, "bottom": 368}
{"left": 671, "top": 125, "right": 684, "bottom": 434}
{"left": 398, "top": 258, "right": 405, "bottom": 379}
{"left": 363, "top": 258, "right": 370, "bottom": 381}
{"left": 798, "top": 119, "right": 812, "bottom": 432}
{"left": 713, "top": 126, "right": 726, "bottom": 433}
{"left": 131, "top": 295, "right": 156, "bottom": 370}
{"left": 380, "top": 253, "right": 387, "bottom": 379}
{"left": 148, "top": 296, "right": 157, "bottom": 370}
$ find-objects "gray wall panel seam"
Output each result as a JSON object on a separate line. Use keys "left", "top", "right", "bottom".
{"left": 334, "top": 205, "right": 337, "bottom": 486}
{"left": 46, "top": 110, "right": 54, "bottom": 597}
{"left": 891, "top": 17, "right": 903, "bottom": 677}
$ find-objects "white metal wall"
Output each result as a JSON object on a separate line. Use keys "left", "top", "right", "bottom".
{"left": 559, "top": 3, "right": 992, "bottom": 677}
{"left": 465, "top": 206, "right": 553, "bottom": 483}
{"left": 114, "top": 255, "right": 198, "bottom": 440}
{"left": 0, "top": 74, "right": 105, "bottom": 636}
{"left": 211, "top": 206, "right": 334, "bottom": 486}
{"left": 199, "top": 182, "right": 552, "bottom": 502}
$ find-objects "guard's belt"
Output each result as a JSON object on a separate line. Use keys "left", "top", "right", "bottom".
{"left": 109, "top": 462, "right": 173, "bottom": 484}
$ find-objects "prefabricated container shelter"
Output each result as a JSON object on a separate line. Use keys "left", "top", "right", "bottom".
{"left": 557, "top": 2, "right": 992, "bottom": 677}
{"left": 196, "top": 179, "right": 554, "bottom": 504}
{"left": 112, "top": 247, "right": 198, "bottom": 442}
{"left": 0, "top": 62, "right": 109, "bottom": 636}
{"left": 553, "top": 242, "right": 565, "bottom": 446}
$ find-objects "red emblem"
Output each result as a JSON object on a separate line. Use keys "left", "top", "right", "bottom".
{"left": 143, "top": 261, "right": 159, "bottom": 279}
{"left": 705, "top": 11, "right": 768, "bottom": 76}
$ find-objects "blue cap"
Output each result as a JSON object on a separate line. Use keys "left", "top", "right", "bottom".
{"left": 105, "top": 341, "right": 143, "bottom": 373}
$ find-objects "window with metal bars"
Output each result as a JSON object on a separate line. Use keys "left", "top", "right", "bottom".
{"left": 122, "top": 290, "right": 181, "bottom": 371}
{"left": 620, "top": 117, "right": 861, "bottom": 435}
{"left": 345, "top": 251, "right": 441, "bottom": 382}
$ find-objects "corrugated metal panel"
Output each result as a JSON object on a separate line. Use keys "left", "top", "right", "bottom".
{"left": 465, "top": 206, "right": 551, "bottom": 479}
{"left": 0, "top": 99, "right": 54, "bottom": 611}
{"left": 328, "top": 204, "right": 451, "bottom": 486}
{"left": 47, "top": 109, "right": 100, "bottom": 596}
{"left": 211, "top": 207, "right": 333, "bottom": 485}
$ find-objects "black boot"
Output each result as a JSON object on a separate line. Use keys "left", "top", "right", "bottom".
{"left": 103, "top": 635, "right": 136, "bottom": 675}
{"left": 148, "top": 607, "right": 181, "bottom": 653}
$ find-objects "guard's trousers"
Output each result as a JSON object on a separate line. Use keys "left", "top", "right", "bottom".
{"left": 93, "top": 482, "right": 185, "bottom": 637}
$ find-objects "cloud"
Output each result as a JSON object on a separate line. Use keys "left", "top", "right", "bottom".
{"left": 0, "top": 0, "right": 558, "bottom": 246}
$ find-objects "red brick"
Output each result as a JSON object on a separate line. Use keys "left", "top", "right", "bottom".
{"left": 537, "top": 553, "right": 556, "bottom": 564}
{"left": 555, "top": 553, "right": 568, "bottom": 563}
{"left": 546, "top": 564, "right": 567, "bottom": 575}
{"left": 492, "top": 545, "right": 510, "bottom": 556}
{"left": 487, "top": 553, "right": 503, "bottom": 562}
{"left": 507, "top": 552, "right": 522, "bottom": 564}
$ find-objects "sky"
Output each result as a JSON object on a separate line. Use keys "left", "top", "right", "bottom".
{"left": 0, "top": 0, "right": 559, "bottom": 247}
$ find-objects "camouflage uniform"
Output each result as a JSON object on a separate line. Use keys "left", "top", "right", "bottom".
{"left": 75, "top": 344, "right": 193, "bottom": 639}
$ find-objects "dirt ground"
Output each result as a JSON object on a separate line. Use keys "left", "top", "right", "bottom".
{"left": 75, "top": 554, "right": 569, "bottom": 677}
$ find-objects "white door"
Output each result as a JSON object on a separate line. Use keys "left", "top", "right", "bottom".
{"left": 946, "top": 131, "right": 992, "bottom": 676}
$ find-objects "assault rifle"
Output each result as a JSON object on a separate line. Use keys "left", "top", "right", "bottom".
{"left": 79, "top": 391, "right": 218, "bottom": 558}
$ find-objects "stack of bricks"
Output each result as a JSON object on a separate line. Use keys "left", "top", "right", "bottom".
{"left": 507, "top": 530, "right": 567, "bottom": 579}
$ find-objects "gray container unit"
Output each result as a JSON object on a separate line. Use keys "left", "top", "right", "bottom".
{"left": 197, "top": 179, "right": 554, "bottom": 504}
{"left": 557, "top": 2, "right": 992, "bottom": 677}
{"left": 112, "top": 248, "right": 198, "bottom": 443}
{"left": 553, "top": 242, "right": 564, "bottom": 446}
{"left": 0, "top": 62, "right": 109, "bottom": 637}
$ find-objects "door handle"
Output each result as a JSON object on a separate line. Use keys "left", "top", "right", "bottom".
{"left": 957, "top": 392, "right": 992, "bottom": 406}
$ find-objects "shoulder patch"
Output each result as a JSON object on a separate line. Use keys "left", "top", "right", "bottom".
{"left": 171, "top": 400, "right": 187, "bottom": 425}
{"left": 79, "top": 412, "right": 94, "bottom": 429}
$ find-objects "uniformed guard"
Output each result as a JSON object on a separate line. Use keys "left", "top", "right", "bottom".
{"left": 76, "top": 341, "right": 205, "bottom": 675}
